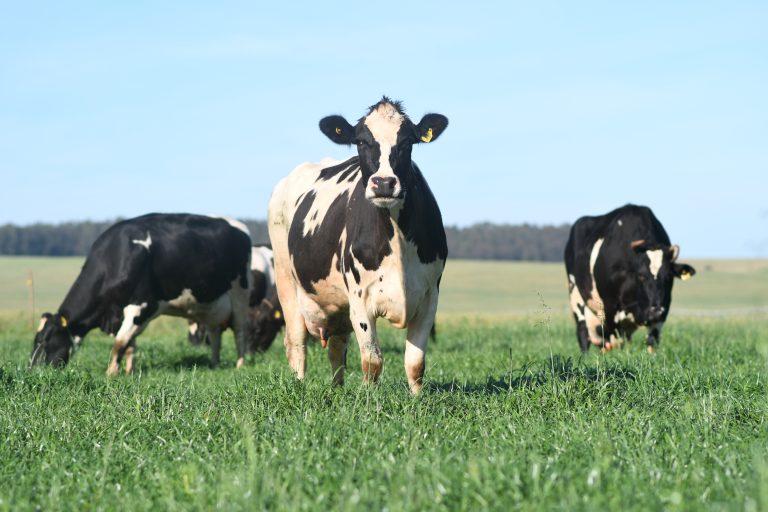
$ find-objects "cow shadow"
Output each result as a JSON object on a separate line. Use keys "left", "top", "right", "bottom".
{"left": 426, "top": 354, "right": 638, "bottom": 395}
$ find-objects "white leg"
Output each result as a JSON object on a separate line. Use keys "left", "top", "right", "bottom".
{"left": 107, "top": 303, "right": 149, "bottom": 376}
{"left": 350, "top": 303, "right": 382, "bottom": 384}
{"left": 229, "top": 278, "right": 250, "bottom": 369}
{"left": 404, "top": 289, "right": 439, "bottom": 395}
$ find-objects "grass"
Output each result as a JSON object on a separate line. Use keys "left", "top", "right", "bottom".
{"left": 0, "top": 257, "right": 767, "bottom": 510}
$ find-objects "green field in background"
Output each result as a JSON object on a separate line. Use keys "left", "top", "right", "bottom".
{"left": 3, "top": 256, "right": 765, "bottom": 318}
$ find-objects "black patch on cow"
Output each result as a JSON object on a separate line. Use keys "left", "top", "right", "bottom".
{"left": 288, "top": 190, "right": 350, "bottom": 294}
{"left": 357, "top": 290, "right": 362, "bottom": 298}
{"left": 396, "top": 163, "right": 448, "bottom": 264}
{"left": 359, "top": 322, "right": 368, "bottom": 332}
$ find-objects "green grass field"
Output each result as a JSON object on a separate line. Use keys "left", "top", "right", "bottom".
{"left": 1, "top": 257, "right": 767, "bottom": 511}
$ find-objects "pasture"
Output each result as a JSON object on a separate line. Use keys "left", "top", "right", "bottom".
{"left": 1, "top": 257, "right": 767, "bottom": 511}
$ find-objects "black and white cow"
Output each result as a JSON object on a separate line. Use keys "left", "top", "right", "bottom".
{"left": 187, "top": 244, "right": 283, "bottom": 352}
{"left": 564, "top": 204, "right": 696, "bottom": 353}
{"left": 267, "top": 97, "right": 448, "bottom": 393}
{"left": 31, "top": 213, "right": 253, "bottom": 373}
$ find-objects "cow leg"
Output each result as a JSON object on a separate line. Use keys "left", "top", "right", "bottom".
{"left": 207, "top": 326, "right": 223, "bottom": 368}
{"left": 350, "top": 307, "right": 382, "bottom": 384}
{"left": 107, "top": 303, "right": 153, "bottom": 376}
{"left": 229, "top": 278, "right": 251, "bottom": 369}
{"left": 574, "top": 316, "right": 590, "bottom": 352}
{"left": 404, "top": 290, "right": 439, "bottom": 395}
{"left": 646, "top": 322, "right": 664, "bottom": 354}
{"left": 327, "top": 335, "right": 348, "bottom": 386}
{"left": 123, "top": 339, "right": 137, "bottom": 374}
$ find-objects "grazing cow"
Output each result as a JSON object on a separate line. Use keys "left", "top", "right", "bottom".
{"left": 31, "top": 213, "right": 253, "bottom": 373}
{"left": 267, "top": 97, "right": 448, "bottom": 393}
{"left": 247, "top": 286, "right": 284, "bottom": 353}
{"left": 187, "top": 244, "right": 283, "bottom": 351}
{"left": 564, "top": 204, "right": 696, "bottom": 353}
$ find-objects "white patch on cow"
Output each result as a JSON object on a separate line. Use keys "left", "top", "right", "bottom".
{"left": 614, "top": 310, "right": 635, "bottom": 324}
{"left": 251, "top": 246, "right": 276, "bottom": 288}
{"left": 167, "top": 288, "right": 198, "bottom": 311}
{"left": 188, "top": 322, "right": 198, "bottom": 336}
{"left": 617, "top": 219, "right": 623, "bottom": 226}
{"left": 36, "top": 317, "right": 47, "bottom": 333}
{"left": 115, "top": 303, "right": 147, "bottom": 343}
{"left": 587, "top": 238, "right": 605, "bottom": 314}
{"left": 207, "top": 215, "right": 251, "bottom": 237}
{"left": 589, "top": 238, "right": 604, "bottom": 276}
{"left": 364, "top": 103, "right": 404, "bottom": 203}
{"left": 646, "top": 249, "right": 664, "bottom": 279}
{"left": 568, "top": 274, "right": 586, "bottom": 322}
{"left": 132, "top": 232, "right": 152, "bottom": 250}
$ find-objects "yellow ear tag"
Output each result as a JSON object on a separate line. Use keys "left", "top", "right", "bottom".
{"left": 420, "top": 127, "right": 433, "bottom": 143}
{"left": 335, "top": 127, "right": 342, "bottom": 135}
{"left": 274, "top": 310, "right": 282, "bottom": 319}
{"left": 681, "top": 271, "right": 692, "bottom": 281}
{"left": 60, "top": 316, "right": 68, "bottom": 327}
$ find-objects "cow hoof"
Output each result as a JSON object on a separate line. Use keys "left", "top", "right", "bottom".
{"left": 235, "top": 357, "right": 245, "bottom": 369}
{"left": 106, "top": 365, "right": 119, "bottom": 377}
{"left": 647, "top": 345, "right": 656, "bottom": 354}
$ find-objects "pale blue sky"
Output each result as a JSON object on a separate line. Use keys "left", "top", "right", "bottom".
{"left": 1, "top": 2, "right": 766, "bottom": 257}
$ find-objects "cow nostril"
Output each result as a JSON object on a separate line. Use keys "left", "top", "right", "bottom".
{"left": 371, "top": 177, "right": 398, "bottom": 196}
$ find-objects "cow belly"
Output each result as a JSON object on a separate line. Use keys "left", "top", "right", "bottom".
{"left": 295, "top": 273, "right": 351, "bottom": 338}
{"left": 159, "top": 291, "right": 233, "bottom": 327}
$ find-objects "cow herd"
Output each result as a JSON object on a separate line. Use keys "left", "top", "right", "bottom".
{"left": 29, "top": 97, "right": 696, "bottom": 393}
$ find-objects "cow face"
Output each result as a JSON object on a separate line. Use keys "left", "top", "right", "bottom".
{"left": 30, "top": 313, "right": 73, "bottom": 366}
{"left": 319, "top": 97, "right": 448, "bottom": 209}
{"left": 247, "top": 296, "right": 284, "bottom": 353}
{"left": 622, "top": 241, "right": 696, "bottom": 325}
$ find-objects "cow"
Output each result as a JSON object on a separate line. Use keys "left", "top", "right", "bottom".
{"left": 564, "top": 204, "right": 696, "bottom": 353}
{"left": 187, "top": 244, "right": 284, "bottom": 352}
{"left": 267, "top": 97, "right": 448, "bottom": 394}
{"left": 30, "top": 213, "right": 253, "bottom": 373}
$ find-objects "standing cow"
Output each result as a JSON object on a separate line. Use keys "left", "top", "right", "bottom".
{"left": 268, "top": 97, "right": 448, "bottom": 393}
{"left": 187, "top": 244, "right": 284, "bottom": 352}
{"left": 564, "top": 204, "right": 696, "bottom": 353}
{"left": 31, "top": 213, "right": 253, "bottom": 372}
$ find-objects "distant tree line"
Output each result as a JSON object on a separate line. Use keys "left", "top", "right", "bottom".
{"left": 0, "top": 219, "right": 570, "bottom": 261}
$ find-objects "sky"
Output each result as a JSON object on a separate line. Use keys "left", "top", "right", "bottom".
{"left": 1, "top": 1, "right": 766, "bottom": 258}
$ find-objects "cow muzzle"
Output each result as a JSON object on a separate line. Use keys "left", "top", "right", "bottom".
{"left": 646, "top": 306, "right": 666, "bottom": 323}
{"left": 366, "top": 176, "right": 403, "bottom": 208}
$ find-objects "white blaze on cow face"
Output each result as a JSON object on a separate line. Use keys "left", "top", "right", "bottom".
{"left": 132, "top": 232, "right": 152, "bottom": 250}
{"left": 363, "top": 103, "right": 404, "bottom": 207}
{"left": 646, "top": 249, "right": 664, "bottom": 279}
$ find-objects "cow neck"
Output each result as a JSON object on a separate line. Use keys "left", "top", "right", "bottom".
{"left": 57, "top": 269, "right": 104, "bottom": 337}
{"left": 343, "top": 178, "right": 396, "bottom": 272}
{"left": 394, "top": 163, "right": 448, "bottom": 264}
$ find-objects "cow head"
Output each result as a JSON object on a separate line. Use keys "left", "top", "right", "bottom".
{"left": 319, "top": 97, "right": 448, "bottom": 209}
{"left": 620, "top": 240, "right": 696, "bottom": 325}
{"left": 30, "top": 313, "right": 74, "bottom": 366}
{"left": 247, "top": 292, "right": 285, "bottom": 353}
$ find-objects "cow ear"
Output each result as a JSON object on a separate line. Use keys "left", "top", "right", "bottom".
{"left": 319, "top": 116, "right": 355, "bottom": 145}
{"left": 668, "top": 244, "right": 680, "bottom": 262}
{"left": 415, "top": 114, "right": 448, "bottom": 143}
{"left": 672, "top": 263, "right": 696, "bottom": 280}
